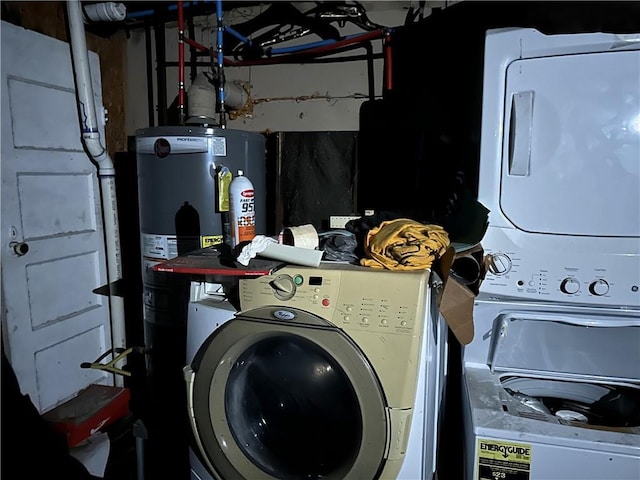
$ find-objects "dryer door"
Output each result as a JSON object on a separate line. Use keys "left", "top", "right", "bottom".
{"left": 186, "top": 306, "right": 389, "bottom": 480}
{"left": 499, "top": 48, "right": 640, "bottom": 237}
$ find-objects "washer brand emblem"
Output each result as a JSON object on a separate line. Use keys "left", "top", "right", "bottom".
{"left": 273, "top": 310, "right": 296, "bottom": 321}
{"left": 154, "top": 138, "right": 171, "bottom": 158}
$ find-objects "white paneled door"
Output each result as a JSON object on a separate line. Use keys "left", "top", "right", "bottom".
{"left": 1, "top": 21, "right": 114, "bottom": 413}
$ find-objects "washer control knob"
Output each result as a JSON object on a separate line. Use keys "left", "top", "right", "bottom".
{"left": 560, "top": 277, "right": 580, "bottom": 295}
{"left": 488, "top": 253, "right": 512, "bottom": 275}
{"left": 270, "top": 275, "right": 296, "bottom": 301}
{"left": 589, "top": 279, "right": 610, "bottom": 296}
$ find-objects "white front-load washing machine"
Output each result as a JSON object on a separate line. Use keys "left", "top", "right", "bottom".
{"left": 184, "top": 263, "right": 448, "bottom": 480}
{"left": 185, "top": 281, "right": 237, "bottom": 480}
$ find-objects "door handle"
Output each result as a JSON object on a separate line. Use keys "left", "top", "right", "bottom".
{"left": 10, "top": 241, "right": 29, "bottom": 256}
{"left": 508, "top": 90, "right": 534, "bottom": 176}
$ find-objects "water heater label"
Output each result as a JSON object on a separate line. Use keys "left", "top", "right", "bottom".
{"left": 142, "top": 233, "right": 178, "bottom": 260}
{"left": 136, "top": 136, "right": 209, "bottom": 155}
{"left": 211, "top": 137, "right": 227, "bottom": 156}
{"left": 477, "top": 439, "right": 531, "bottom": 480}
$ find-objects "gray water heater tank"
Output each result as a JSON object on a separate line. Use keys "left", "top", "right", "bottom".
{"left": 136, "top": 125, "right": 266, "bottom": 326}
{"left": 136, "top": 126, "right": 266, "bottom": 248}
{"left": 135, "top": 127, "right": 266, "bottom": 439}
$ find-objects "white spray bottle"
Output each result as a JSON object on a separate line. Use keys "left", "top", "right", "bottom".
{"left": 228, "top": 169, "right": 256, "bottom": 247}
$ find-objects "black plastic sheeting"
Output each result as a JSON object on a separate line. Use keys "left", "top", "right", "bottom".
{"left": 358, "top": 1, "right": 640, "bottom": 245}
{"left": 267, "top": 131, "right": 358, "bottom": 233}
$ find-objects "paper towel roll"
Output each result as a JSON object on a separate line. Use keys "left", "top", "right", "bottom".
{"left": 261, "top": 242, "right": 323, "bottom": 267}
{"left": 280, "top": 224, "right": 319, "bottom": 250}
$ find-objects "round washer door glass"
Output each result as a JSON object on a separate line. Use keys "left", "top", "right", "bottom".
{"left": 226, "top": 334, "right": 361, "bottom": 478}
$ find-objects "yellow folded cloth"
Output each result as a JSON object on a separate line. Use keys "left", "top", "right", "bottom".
{"left": 360, "top": 218, "right": 450, "bottom": 270}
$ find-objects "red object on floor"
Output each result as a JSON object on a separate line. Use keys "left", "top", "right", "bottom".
{"left": 42, "top": 384, "right": 130, "bottom": 448}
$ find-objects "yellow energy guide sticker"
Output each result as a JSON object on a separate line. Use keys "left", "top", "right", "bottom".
{"left": 478, "top": 439, "right": 531, "bottom": 480}
{"left": 201, "top": 235, "right": 223, "bottom": 248}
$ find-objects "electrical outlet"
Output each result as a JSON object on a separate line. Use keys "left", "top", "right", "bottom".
{"left": 329, "top": 215, "right": 361, "bottom": 229}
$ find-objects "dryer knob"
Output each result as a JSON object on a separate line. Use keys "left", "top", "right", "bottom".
{"left": 560, "top": 277, "right": 580, "bottom": 295}
{"left": 488, "top": 253, "right": 512, "bottom": 275}
{"left": 589, "top": 279, "right": 609, "bottom": 296}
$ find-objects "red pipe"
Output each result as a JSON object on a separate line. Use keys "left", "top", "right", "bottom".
{"left": 384, "top": 31, "right": 393, "bottom": 92}
{"left": 184, "top": 37, "right": 209, "bottom": 53}
{"left": 177, "top": 1, "right": 185, "bottom": 124}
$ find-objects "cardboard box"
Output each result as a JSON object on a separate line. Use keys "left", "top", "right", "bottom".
{"left": 434, "top": 244, "right": 486, "bottom": 345}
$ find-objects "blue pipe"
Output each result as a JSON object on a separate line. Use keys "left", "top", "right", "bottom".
{"left": 126, "top": 8, "right": 154, "bottom": 19}
{"left": 270, "top": 32, "right": 375, "bottom": 55}
{"left": 225, "top": 26, "right": 252, "bottom": 46}
{"left": 216, "top": 0, "right": 226, "bottom": 126}
{"left": 126, "top": 1, "right": 198, "bottom": 20}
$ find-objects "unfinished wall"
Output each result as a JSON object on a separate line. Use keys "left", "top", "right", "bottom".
{"left": 125, "top": 3, "right": 410, "bottom": 134}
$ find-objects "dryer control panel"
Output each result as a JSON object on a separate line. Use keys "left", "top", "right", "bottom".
{"left": 239, "top": 263, "right": 431, "bottom": 336}
{"left": 479, "top": 226, "right": 640, "bottom": 307}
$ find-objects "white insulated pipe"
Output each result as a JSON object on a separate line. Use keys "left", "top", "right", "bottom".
{"left": 67, "top": 0, "right": 126, "bottom": 386}
{"left": 83, "top": 2, "right": 126, "bottom": 23}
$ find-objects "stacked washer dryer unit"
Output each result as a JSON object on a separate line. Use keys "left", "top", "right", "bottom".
{"left": 185, "top": 263, "right": 449, "bottom": 480}
{"left": 462, "top": 28, "right": 640, "bottom": 480}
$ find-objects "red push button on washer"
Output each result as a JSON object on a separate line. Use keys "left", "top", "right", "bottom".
{"left": 322, "top": 298, "right": 330, "bottom": 307}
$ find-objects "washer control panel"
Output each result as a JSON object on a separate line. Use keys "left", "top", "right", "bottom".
{"left": 239, "top": 264, "right": 431, "bottom": 335}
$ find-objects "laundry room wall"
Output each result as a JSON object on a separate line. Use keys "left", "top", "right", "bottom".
{"left": 123, "top": 2, "right": 449, "bottom": 234}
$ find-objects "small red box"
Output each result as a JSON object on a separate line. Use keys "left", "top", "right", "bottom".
{"left": 43, "top": 384, "right": 130, "bottom": 447}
